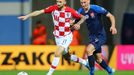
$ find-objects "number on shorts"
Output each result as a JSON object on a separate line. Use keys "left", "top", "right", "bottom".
{"left": 62, "top": 39, "right": 67, "bottom": 45}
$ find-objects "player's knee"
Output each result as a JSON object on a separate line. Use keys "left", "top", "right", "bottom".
{"left": 86, "top": 49, "right": 94, "bottom": 55}
{"left": 63, "top": 53, "right": 71, "bottom": 61}
{"left": 96, "top": 57, "right": 102, "bottom": 63}
{"left": 95, "top": 53, "right": 102, "bottom": 63}
{"left": 54, "top": 52, "right": 61, "bottom": 57}
{"left": 55, "top": 46, "right": 65, "bottom": 57}
{"left": 86, "top": 44, "right": 95, "bottom": 55}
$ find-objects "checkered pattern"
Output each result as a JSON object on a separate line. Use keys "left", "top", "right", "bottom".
{"left": 52, "top": 10, "right": 72, "bottom": 37}
{"left": 44, "top": 5, "right": 81, "bottom": 37}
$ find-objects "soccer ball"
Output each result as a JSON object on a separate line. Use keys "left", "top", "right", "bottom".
{"left": 17, "top": 71, "right": 28, "bottom": 75}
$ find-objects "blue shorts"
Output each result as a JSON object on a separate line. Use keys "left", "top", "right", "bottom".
{"left": 88, "top": 34, "right": 106, "bottom": 53}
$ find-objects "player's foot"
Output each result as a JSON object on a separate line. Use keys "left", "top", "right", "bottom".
{"left": 108, "top": 69, "right": 114, "bottom": 75}
{"left": 88, "top": 72, "right": 94, "bottom": 75}
{"left": 85, "top": 61, "right": 90, "bottom": 70}
{"left": 108, "top": 72, "right": 114, "bottom": 75}
{"left": 46, "top": 72, "right": 52, "bottom": 75}
{"left": 46, "top": 74, "right": 51, "bottom": 75}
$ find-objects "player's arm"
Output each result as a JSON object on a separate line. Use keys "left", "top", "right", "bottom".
{"left": 73, "top": 8, "right": 85, "bottom": 26}
{"left": 106, "top": 13, "right": 115, "bottom": 28}
{"left": 106, "top": 12, "right": 117, "bottom": 35}
{"left": 75, "top": 15, "right": 86, "bottom": 26}
{"left": 95, "top": 5, "right": 117, "bottom": 35}
{"left": 18, "top": 10, "right": 44, "bottom": 20}
{"left": 72, "top": 15, "right": 86, "bottom": 30}
{"left": 71, "top": 8, "right": 86, "bottom": 30}
{"left": 18, "top": 5, "right": 55, "bottom": 20}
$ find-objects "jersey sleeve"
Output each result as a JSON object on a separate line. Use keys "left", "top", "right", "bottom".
{"left": 92, "top": 5, "right": 108, "bottom": 15}
{"left": 74, "top": 8, "right": 83, "bottom": 23}
{"left": 70, "top": 8, "right": 81, "bottom": 19}
{"left": 44, "top": 5, "right": 56, "bottom": 13}
{"left": 77, "top": 8, "right": 83, "bottom": 14}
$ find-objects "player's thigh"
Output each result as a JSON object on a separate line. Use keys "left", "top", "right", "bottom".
{"left": 86, "top": 44, "right": 96, "bottom": 54}
{"left": 55, "top": 33, "right": 73, "bottom": 54}
{"left": 55, "top": 46, "right": 65, "bottom": 56}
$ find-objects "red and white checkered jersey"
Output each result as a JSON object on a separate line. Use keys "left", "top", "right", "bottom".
{"left": 44, "top": 4, "right": 81, "bottom": 37}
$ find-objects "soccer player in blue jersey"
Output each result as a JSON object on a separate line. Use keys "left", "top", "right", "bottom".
{"left": 76, "top": 0, "right": 117, "bottom": 75}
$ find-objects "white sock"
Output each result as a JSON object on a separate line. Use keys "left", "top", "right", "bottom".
{"left": 78, "top": 58, "right": 87, "bottom": 65}
{"left": 70, "top": 55, "right": 87, "bottom": 65}
{"left": 47, "top": 57, "right": 60, "bottom": 75}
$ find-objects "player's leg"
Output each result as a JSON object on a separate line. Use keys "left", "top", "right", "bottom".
{"left": 62, "top": 32, "right": 89, "bottom": 69}
{"left": 70, "top": 54, "right": 88, "bottom": 67}
{"left": 47, "top": 33, "right": 74, "bottom": 75}
{"left": 63, "top": 51, "right": 89, "bottom": 69}
{"left": 86, "top": 44, "right": 96, "bottom": 75}
{"left": 95, "top": 53, "right": 113, "bottom": 75}
{"left": 47, "top": 35, "right": 69, "bottom": 75}
{"left": 46, "top": 46, "right": 64, "bottom": 75}
{"left": 94, "top": 34, "right": 113, "bottom": 75}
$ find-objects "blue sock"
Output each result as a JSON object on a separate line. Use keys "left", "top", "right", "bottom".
{"left": 88, "top": 55, "right": 95, "bottom": 75}
{"left": 100, "top": 60, "right": 112, "bottom": 73}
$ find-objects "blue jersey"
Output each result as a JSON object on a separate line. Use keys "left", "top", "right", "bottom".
{"left": 78, "top": 5, "right": 109, "bottom": 50}
{"left": 78, "top": 5, "right": 108, "bottom": 35}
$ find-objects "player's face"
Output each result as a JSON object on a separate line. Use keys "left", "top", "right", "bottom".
{"left": 80, "top": 0, "right": 90, "bottom": 9}
{"left": 56, "top": 0, "right": 66, "bottom": 8}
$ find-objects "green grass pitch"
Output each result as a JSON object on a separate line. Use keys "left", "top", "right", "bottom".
{"left": 0, "top": 70, "right": 134, "bottom": 75}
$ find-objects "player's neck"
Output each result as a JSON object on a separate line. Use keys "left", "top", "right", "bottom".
{"left": 84, "top": 6, "right": 90, "bottom": 13}
{"left": 59, "top": 6, "right": 66, "bottom": 11}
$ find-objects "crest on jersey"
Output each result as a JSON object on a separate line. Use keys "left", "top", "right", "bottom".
{"left": 85, "top": 15, "right": 89, "bottom": 19}
{"left": 65, "top": 12, "right": 71, "bottom": 18}
{"left": 90, "top": 12, "right": 95, "bottom": 18}
{"left": 54, "top": 10, "right": 60, "bottom": 16}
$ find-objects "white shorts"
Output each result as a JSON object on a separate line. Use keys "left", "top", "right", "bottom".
{"left": 55, "top": 33, "right": 72, "bottom": 54}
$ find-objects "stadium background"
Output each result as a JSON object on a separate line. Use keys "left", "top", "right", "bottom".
{"left": 0, "top": 0, "right": 134, "bottom": 75}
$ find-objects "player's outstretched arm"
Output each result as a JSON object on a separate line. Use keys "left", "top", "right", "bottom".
{"left": 106, "top": 13, "right": 117, "bottom": 35}
{"left": 18, "top": 9, "right": 44, "bottom": 20}
{"left": 73, "top": 15, "right": 86, "bottom": 30}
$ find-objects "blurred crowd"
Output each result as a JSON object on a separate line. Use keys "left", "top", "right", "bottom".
{"left": 32, "top": 20, "right": 81, "bottom": 45}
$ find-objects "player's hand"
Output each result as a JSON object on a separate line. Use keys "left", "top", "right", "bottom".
{"left": 70, "top": 20, "right": 74, "bottom": 25}
{"left": 70, "top": 19, "right": 75, "bottom": 28}
{"left": 110, "top": 26, "right": 117, "bottom": 35}
{"left": 18, "top": 16, "right": 28, "bottom": 20}
{"left": 73, "top": 24, "right": 80, "bottom": 30}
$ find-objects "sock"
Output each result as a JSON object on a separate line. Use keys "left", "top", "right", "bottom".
{"left": 70, "top": 55, "right": 87, "bottom": 65}
{"left": 99, "top": 60, "right": 112, "bottom": 73}
{"left": 88, "top": 55, "right": 95, "bottom": 75}
{"left": 47, "top": 57, "right": 60, "bottom": 75}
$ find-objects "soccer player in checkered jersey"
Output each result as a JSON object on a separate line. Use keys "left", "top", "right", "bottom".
{"left": 74, "top": 0, "right": 117, "bottom": 75}
{"left": 18, "top": 0, "right": 89, "bottom": 75}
